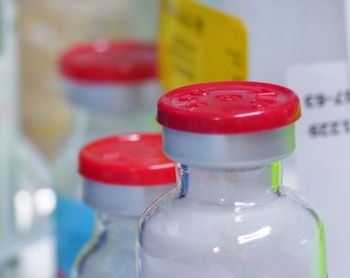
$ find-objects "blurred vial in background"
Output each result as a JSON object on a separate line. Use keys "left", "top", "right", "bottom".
{"left": 73, "top": 134, "right": 176, "bottom": 278}
{"left": 18, "top": 0, "right": 159, "bottom": 158}
{"left": 15, "top": 0, "right": 158, "bottom": 260}
{"left": 54, "top": 40, "right": 160, "bottom": 278}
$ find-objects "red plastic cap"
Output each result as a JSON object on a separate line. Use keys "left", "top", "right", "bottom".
{"left": 79, "top": 134, "right": 176, "bottom": 186}
{"left": 157, "top": 81, "right": 301, "bottom": 134}
{"left": 59, "top": 40, "right": 157, "bottom": 83}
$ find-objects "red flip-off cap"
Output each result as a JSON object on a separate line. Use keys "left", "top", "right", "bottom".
{"left": 157, "top": 81, "right": 301, "bottom": 134}
{"left": 79, "top": 134, "right": 176, "bottom": 186}
{"left": 59, "top": 40, "right": 157, "bottom": 83}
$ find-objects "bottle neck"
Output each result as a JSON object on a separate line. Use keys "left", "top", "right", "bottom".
{"left": 179, "top": 162, "right": 282, "bottom": 206}
{"left": 72, "top": 107, "right": 151, "bottom": 141}
{"left": 75, "top": 108, "right": 121, "bottom": 139}
{"left": 96, "top": 212, "right": 139, "bottom": 243}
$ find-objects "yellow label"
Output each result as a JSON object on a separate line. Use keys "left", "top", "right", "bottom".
{"left": 159, "top": 0, "right": 248, "bottom": 91}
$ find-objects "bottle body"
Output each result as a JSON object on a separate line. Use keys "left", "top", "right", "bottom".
{"left": 73, "top": 213, "right": 139, "bottom": 278}
{"left": 137, "top": 165, "right": 327, "bottom": 278}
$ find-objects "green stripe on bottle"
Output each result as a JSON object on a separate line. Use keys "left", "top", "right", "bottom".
{"left": 271, "top": 161, "right": 281, "bottom": 192}
{"left": 319, "top": 220, "right": 327, "bottom": 277}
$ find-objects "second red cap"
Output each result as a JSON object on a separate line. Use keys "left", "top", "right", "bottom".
{"left": 79, "top": 134, "right": 176, "bottom": 186}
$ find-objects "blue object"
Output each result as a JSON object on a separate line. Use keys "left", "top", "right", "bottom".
{"left": 55, "top": 195, "right": 95, "bottom": 278}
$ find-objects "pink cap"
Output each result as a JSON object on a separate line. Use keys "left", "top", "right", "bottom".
{"left": 79, "top": 133, "right": 176, "bottom": 186}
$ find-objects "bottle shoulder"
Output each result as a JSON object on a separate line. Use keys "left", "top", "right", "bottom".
{"left": 141, "top": 189, "right": 322, "bottom": 250}
{"left": 146, "top": 187, "right": 321, "bottom": 222}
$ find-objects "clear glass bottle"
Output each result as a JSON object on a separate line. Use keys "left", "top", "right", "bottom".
{"left": 73, "top": 133, "right": 176, "bottom": 278}
{"left": 137, "top": 81, "right": 327, "bottom": 278}
{"left": 53, "top": 40, "right": 159, "bottom": 278}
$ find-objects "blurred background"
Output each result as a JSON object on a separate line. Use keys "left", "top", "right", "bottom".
{"left": 1, "top": 0, "right": 158, "bottom": 277}
{"left": 1, "top": 0, "right": 350, "bottom": 277}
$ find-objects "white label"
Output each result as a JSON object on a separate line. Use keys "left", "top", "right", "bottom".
{"left": 287, "top": 61, "right": 350, "bottom": 278}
